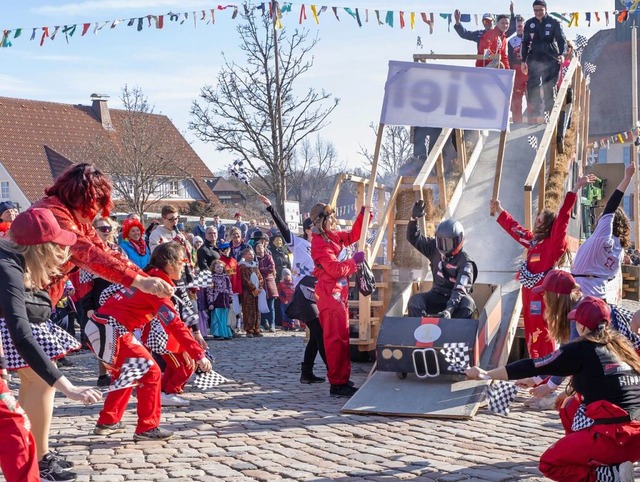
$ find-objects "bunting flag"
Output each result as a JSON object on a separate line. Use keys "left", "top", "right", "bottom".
{"left": 592, "top": 127, "right": 640, "bottom": 149}
{"left": 0, "top": 3, "right": 632, "bottom": 49}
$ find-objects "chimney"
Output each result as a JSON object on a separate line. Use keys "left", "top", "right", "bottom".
{"left": 90, "top": 93, "right": 114, "bottom": 131}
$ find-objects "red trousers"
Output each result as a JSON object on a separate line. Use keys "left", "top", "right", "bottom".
{"left": 522, "top": 286, "right": 555, "bottom": 359}
{"left": 317, "top": 286, "right": 351, "bottom": 385}
{"left": 0, "top": 378, "right": 38, "bottom": 482}
{"left": 511, "top": 67, "right": 528, "bottom": 123}
{"left": 97, "top": 332, "right": 162, "bottom": 434}
{"left": 540, "top": 398, "right": 640, "bottom": 481}
{"left": 161, "top": 353, "right": 194, "bottom": 394}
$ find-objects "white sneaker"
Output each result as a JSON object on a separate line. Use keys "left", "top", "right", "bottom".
{"left": 617, "top": 461, "right": 635, "bottom": 482}
{"left": 160, "top": 393, "right": 190, "bottom": 407}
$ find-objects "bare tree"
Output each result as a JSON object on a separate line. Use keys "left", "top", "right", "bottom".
{"left": 85, "top": 86, "right": 191, "bottom": 217}
{"left": 288, "top": 136, "right": 344, "bottom": 214}
{"left": 189, "top": 10, "right": 339, "bottom": 213}
{"left": 359, "top": 123, "right": 413, "bottom": 185}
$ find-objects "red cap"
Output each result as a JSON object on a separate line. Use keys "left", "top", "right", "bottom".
{"left": 532, "top": 270, "right": 576, "bottom": 294}
{"left": 234, "top": 212, "right": 242, "bottom": 218}
{"left": 567, "top": 296, "right": 611, "bottom": 331}
{"left": 11, "top": 208, "right": 77, "bottom": 246}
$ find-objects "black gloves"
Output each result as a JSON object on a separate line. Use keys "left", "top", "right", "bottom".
{"left": 412, "top": 200, "right": 426, "bottom": 219}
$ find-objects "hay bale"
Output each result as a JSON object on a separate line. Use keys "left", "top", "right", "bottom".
{"left": 393, "top": 187, "right": 439, "bottom": 268}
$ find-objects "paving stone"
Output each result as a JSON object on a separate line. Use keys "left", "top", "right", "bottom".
{"left": 3, "top": 332, "right": 627, "bottom": 482}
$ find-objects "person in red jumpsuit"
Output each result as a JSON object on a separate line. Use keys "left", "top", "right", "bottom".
{"left": 467, "top": 296, "right": 640, "bottom": 482}
{"left": 476, "top": 14, "right": 511, "bottom": 68}
{"left": 490, "top": 173, "right": 594, "bottom": 359}
{"left": 310, "top": 203, "right": 368, "bottom": 398}
{"left": 85, "top": 241, "right": 211, "bottom": 441}
{"left": 31, "top": 163, "right": 173, "bottom": 306}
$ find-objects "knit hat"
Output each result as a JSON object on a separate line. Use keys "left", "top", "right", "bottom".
{"left": 567, "top": 296, "right": 610, "bottom": 331}
{"left": 532, "top": 0, "right": 547, "bottom": 7}
{"left": 0, "top": 201, "right": 16, "bottom": 216}
{"left": 218, "top": 241, "right": 231, "bottom": 250}
{"left": 532, "top": 270, "right": 577, "bottom": 294}
{"left": 122, "top": 218, "right": 145, "bottom": 240}
{"left": 302, "top": 217, "right": 313, "bottom": 231}
{"left": 282, "top": 268, "right": 292, "bottom": 278}
{"left": 193, "top": 236, "right": 203, "bottom": 245}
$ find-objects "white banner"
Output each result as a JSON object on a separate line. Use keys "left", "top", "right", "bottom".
{"left": 380, "top": 60, "right": 514, "bottom": 131}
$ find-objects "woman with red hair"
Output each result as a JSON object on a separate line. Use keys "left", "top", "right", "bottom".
{"left": 119, "top": 218, "right": 150, "bottom": 269}
{"left": 31, "top": 163, "right": 173, "bottom": 304}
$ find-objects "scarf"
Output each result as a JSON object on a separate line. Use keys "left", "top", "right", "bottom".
{"left": 127, "top": 237, "right": 148, "bottom": 257}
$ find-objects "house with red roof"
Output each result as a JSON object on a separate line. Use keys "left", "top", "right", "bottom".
{"left": 0, "top": 94, "right": 221, "bottom": 214}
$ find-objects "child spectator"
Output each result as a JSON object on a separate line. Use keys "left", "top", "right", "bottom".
{"left": 85, "top": 241, "right": 212, "bottom": 441}
{"left": 207, "top": 260, "right": 234, "bottom": 340}
{"left": 219, "top": 241, "right": 243, "bottom": 333}
{"left": 238, "top": 247, "right": 264, "bottom": 338}
{"left": 255, "top": 235, "right": 278, "bottom": 332}
{"left": 278, "top": 268, "right": 299, "bottom": 331}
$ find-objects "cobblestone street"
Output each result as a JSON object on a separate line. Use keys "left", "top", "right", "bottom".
{"left": 0, "top": 331, "right": 616, "bottom": 481}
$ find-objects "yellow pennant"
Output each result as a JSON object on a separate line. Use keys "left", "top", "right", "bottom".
{"left": 568, "top": 12, "right": 579, "bottom": 27}
{"left": 410, "top": 12, "right": 415, "bottom": 29}
{"left": 311, "top": 5, "right": 319, "bottom": 24}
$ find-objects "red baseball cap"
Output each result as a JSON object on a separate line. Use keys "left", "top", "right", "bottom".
{"left": 11, "top": 208, "right": 77, "bottom": 246}
{"left": 532, "top": 270, "right": 577, "bottom": 294}
{"left": 567, "top": 296, "right": 611, "bottom": 331}
{"left": 234, "top": 212, "right": 242, "bottom": 217}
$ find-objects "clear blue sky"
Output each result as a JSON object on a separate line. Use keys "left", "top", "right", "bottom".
{"left": 0, "top": 1, "right": 611, "bottom": 174}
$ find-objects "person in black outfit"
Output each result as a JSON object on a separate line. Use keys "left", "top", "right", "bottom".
{"left": 257, "top": 195, "right": 326, "bottom": 384}
{"left": 0, "top": 208, "right": 102, "bottom": 482}
{"left": 466, "top": 296, "right": 640, "bottom": 482}
{"left": 196, "top": 226, "right": 220, "bottom": 271}
{"left": 521, "top": 0, "right": 566, "bottom": 122}
{"left": 406, "top": 200, "right": 477, "bottom": 318}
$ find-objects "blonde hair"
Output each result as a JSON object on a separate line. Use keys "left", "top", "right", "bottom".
{"left": 544, "top": 290, "right": 582, "bottom": 343}
{"left": 93, "top": 216, "right": 119, "bottom": 244}
{"left": 0, "top": 238, "right": 69, "bottom": 289}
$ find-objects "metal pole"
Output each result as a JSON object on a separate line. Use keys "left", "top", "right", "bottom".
{"left": 632, "top": 22, "right": 639, "bottom": 247}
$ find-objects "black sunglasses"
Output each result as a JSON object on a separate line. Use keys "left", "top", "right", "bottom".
{"left": 96, "top": 225, "right": 113, "bottom": 233}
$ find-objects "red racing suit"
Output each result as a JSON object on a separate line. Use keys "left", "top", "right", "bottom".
{"left": 496, "top": 191, "right": 577, "bottom": 358}
{"left": 94, "top": 268, "right": 205, "bottom": 433}
{"left": 476, "top": 27, "right": 509, "bottom": 68}
{"left": 0, "top": 378, "right": 38, "bottom": 482}
{"left": 33, "top": 196, "right": 142, "bottom": 305}
{"left": 542, "top": 396, "right": 640, "bottom": 481}
{"left": 311, "top": 211, "right": 364, "bottom": 385}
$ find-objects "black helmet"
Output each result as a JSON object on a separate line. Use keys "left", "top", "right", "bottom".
{"left": 435, "top": 219, "right": 464, "bottom": 256}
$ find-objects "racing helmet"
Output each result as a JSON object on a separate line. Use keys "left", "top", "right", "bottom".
{"left": 435, "top": 218, "right": 464, "bottom": 256}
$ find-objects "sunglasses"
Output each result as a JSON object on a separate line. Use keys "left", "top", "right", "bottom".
{"left": 96, "top": 225, "right": 112, "bottom": 233}
{"left": 165, "top": 216, "right": 179, "bottom": 222}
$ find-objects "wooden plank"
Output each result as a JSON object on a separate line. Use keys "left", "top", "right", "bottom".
{"left": 370, "top": 177, "right": 403, "bottom": 262}
{"left": 490, "top": 130, "right": 508, "bottom": 216}
{"left": 413, "top": 128, "right": 453, "bottom": 190}
{"left": 413, "top": 53, "right": 499, "bottom": 62}
{"left": 437, "top": 153, "right": 447, "bottom": 210}
{"left": 328, "top": 173, "right": 347, "bottom": 208}
{"left": 524, "top": 58, "right": 578, "bottom": 191}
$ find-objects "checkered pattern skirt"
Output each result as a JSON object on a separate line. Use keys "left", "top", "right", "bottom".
{"left": 0, "top": 318, "right": 81, "bottom": 370}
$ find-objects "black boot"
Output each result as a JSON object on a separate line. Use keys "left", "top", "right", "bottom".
{"left": 330, "top": 383, "right": 358, "bottom": 397}
{"left": 300, "top": 363, "right": 325, "bottom": 384}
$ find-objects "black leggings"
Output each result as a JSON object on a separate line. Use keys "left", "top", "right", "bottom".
{"left": 303, "top": 318, "right": 327, "bottom": 367}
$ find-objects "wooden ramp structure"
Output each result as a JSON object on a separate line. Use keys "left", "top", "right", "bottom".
{"left": 338, "top": 56, "right": 591, "bottom": 419}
